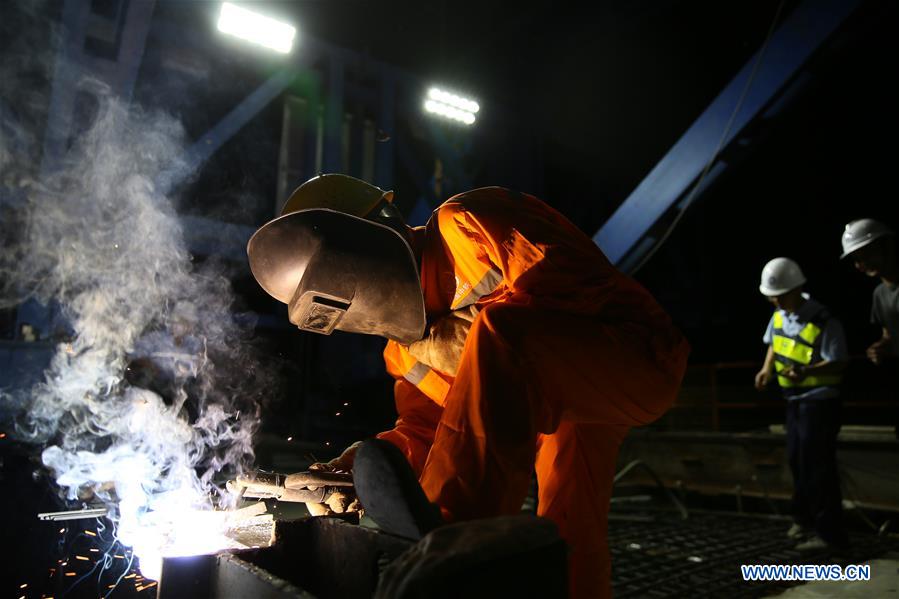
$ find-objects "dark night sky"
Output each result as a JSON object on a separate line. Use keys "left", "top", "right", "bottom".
{"left": 142, "top": 1, "right": 801, "bottom": 211}
{"left": 151, "top": 0, "right": 898, "bottom": 363}
{"left": 5, "top": 0, "right": 899, "bottom": 369}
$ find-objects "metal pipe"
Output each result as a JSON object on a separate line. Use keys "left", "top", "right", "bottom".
{"left": 37, "top": 507, "right": 107, "bottom": 521}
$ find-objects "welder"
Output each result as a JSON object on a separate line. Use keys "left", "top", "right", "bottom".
{"left": 246, "top": 174, "right": 690, "bottom": 598}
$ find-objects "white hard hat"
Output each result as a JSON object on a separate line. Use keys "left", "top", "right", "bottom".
{"left": 759, "top": 257, "right": 806, "bottom": 296}
{"left": 840, "top": 218, "right": 894, "bottom": 259}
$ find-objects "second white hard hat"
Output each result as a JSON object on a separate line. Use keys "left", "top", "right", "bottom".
{"left": 840, "top": 218, "right": 894, "bottom": 259}
{"left": 759, "top": 257, "right": 806, "bottom": 297}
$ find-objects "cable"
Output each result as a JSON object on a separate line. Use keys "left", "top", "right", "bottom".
{"left": 750, "top": 472, "right": 781, "bottom": 516}
{"left": 629, "top": 0, "right": 788, "bottom": 275}
{"left": 839, "top": 464, "right": 893, "bottom": 535}
{"left": 613, "top": 459, "right": 689, "bottom": 520}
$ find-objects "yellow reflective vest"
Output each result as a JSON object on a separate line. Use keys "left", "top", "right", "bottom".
{"left": 771, "top": 310, "right": 842, "bottom": 391}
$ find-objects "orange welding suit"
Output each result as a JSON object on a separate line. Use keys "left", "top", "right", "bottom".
{"left": 375, "top": 187, "right": 690, "bottom": 598}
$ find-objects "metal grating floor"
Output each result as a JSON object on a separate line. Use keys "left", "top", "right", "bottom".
{"left": 609, "top": 509, "right": 899, "bottom": 598}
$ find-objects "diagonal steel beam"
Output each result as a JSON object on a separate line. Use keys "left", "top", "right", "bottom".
{"left": 40, "top": 0, "right": 91, "bottom": 176}
{"left": 157, "top": 67, "right": 299, "bottom": 193}
{"left": 593, "top": 0, "right": 862, "bottom": 269}
{"left": 41, "top": 0, "right": 157, "bottom": 176}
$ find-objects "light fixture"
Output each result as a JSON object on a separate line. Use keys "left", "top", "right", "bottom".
{"left": 424, "top": 87, "right": 479, "bottom": 125}
{"left": 217, "top": 2, "right": 297, "bottom": 54}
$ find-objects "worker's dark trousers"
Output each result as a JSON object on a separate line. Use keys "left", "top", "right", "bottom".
{"left": 785, "top": 397, "right": 848, "bottom": 546}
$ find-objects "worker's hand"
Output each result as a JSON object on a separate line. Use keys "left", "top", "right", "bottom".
{"left": 754, "top": 369, "right": 773, "bottom": 391}
{"left": 782, "top": 365, "right": 806, "bottom": 382}
{"left": 866, "top": 337, "right": 893, "bottom": 365}
{"left": 303, "top": 488, "right": 362, "bottom": 517}
{"left": 406, "top": 305, "right": 479, "bottom": 376}
{"left": 304, "top": 441, "right": 361, "bottom": 516}
{"left": 308, "top": 440, "right": 362, "bottom": 474}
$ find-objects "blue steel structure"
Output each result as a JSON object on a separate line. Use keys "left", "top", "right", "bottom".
{"left": 29, "top": 0, "right": 500, "bottom": 272}
{"left": 156, "top": 31, "right": 486, "bottom": 242}
{"left": 42, "top": 0, "right": 156, "bottom": 176}
{"left": 157, "top": 67, "right": 299, "bottom": 194}
{"left": 7, "top": 0, "right": 157, "bottom": 389}
{"left": 3, "top": 0, "right": 504, "bottom": 390}
{"left": 1, "top": 0, "right": 878, "bottom": 465}
{"left": 6, "top": 0, "right": 867, "bottom": 345}
{"left": 593, "top": 0, "right": 862, "bottom": 273}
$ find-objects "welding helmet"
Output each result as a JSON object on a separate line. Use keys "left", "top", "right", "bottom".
{"left": 247, "top": 208, "right": 426, "bottom": 344}
{"left": 281, "top": 172, "right": 411, "bottom": 244}
{"left": 759, "top": 257, "right": 806, "bottom": 297}
{"left": 839, "top": 218, "right": 894, "bottom": 259}
{"left": 281, "top": 173, "right": 394, "bottom": 218}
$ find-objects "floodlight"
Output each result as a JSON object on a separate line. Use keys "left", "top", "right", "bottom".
{"left": 217, "top": 2, "right": 296, "bottom": 54}
{"left": 424, "top": 87, "right": 479, "bottom": 126}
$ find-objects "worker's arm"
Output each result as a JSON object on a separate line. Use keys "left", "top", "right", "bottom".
{"left": 434, "top": 198, "right": 507, "bottom": 309}
{"left": 755, "top": 314, "right": 777, "bottom": 391}
{"left": 406, "top": 305, "right": 478, "bottom": 376}
{"left": 435, "top": 189, "right": 614, "bottom": 307}
{"left": 784, "top": 316, "right": 850, "bottom": 381}
{"left": 754, "top": 345, "right": 776, "bottom": 391}
{"left": 300, "top": 379, "right": 441, "bottom": 515}
{"left": 782, "top": 358, "right": 848, "bottom": 381}
{"left": 375, "top": 379, "right": 444, "bottom": 476}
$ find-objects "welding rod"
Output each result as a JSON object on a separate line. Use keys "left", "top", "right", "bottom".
{"left": 38, "top": 507, "right": 108, "bottom": 521}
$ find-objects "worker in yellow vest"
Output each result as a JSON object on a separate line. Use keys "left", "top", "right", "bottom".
{"left": 754, "top": 257, "right": 849, "bottom": 552}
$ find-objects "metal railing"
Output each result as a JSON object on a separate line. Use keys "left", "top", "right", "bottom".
{"left": 665, "top": 357, "right": 897, "bottom": 432}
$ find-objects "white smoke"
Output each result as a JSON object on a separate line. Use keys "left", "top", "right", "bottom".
{"left": 0, "top": 6, "right": 271, "bottom": 579}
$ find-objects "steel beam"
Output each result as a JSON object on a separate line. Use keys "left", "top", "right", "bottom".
{"left": 41, "top": 0, "right": 157, "bottom": 176}
{"left": 158, "top": 68, "right": 299, "bottom": 193}
{"left": 158, "top": 553, "right": 311, "bottom": 599}
{"left": 593, "top": 0, "right": 862, "bottom": 268}
{"left": 40, "top": 0, "right": 92, "bottom": 176}
{"left": 29, "top": 0, "right": 156, "bottom": 336}
{"left": 322, "top": 52, "right": 345, "bottom": 173}
{"left": 115, "top": 0, "right": 158, "bottom": 104}
{"left": 428, "top": 121, "right": 474, "bottom": 195}
{"left": 374, "top": 68, "right": 396, "bottom": 189}
{"left": 396, "top": 134, "right": 438, "bottom": 225}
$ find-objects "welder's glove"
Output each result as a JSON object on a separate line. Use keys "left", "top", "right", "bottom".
{"left": 303, "top": 488, "right": 362, "bottom": 517}
{"left": 308, "top": 440, "right": 362, "bottom": 474}
{"left": 304, "top": 441, "right": 363, "bottom": 517}
{"left": 406, "top": 305, "right": 479, "bottom": 376}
